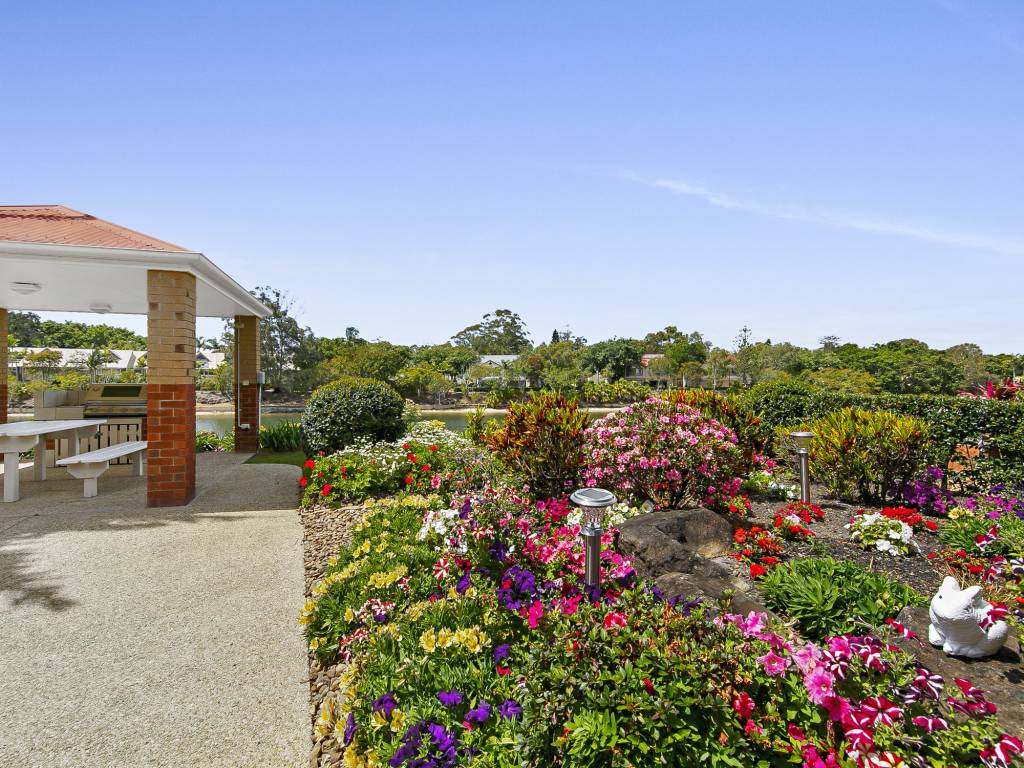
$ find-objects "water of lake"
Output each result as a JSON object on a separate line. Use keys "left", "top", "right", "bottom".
{"left": 12, "top": 408, "right": 618, "bottom": 436}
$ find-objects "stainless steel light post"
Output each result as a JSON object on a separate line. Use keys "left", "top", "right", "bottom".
{"left": 569, "top": 487, "right": 617, "bottom": 591}
{"left": 789, "top": 431, "right": 814, "bottom": 503}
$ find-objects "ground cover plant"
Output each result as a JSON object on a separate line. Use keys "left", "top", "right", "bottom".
{"left": 299, "top": 421, "right": 493, "bottom": 505}
{"left": 758, "top": 557, "right": 924, "bottom": 639}
{"left": 301, "top": 404, "right": 1023, "bottom": 768}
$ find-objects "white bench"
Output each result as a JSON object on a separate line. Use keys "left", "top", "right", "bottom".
{"left": 56, "top": 441, "right": 148, "bottom": 498}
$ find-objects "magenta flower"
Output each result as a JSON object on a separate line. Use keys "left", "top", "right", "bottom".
{"left": 803, "top": 669, "right": 834, "bottom": 706}
{"left": 757, "top": 651, "right": 790, "bottom": 677}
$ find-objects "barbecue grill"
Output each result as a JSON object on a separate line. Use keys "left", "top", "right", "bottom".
{"left": 83, "top": 383, "right": 148, "bottom": 418}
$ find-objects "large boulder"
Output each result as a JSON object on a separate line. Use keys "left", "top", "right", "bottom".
{"left": 617, "top": 507, "right": 735, "bottom": 578}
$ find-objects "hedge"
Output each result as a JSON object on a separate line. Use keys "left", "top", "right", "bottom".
{"left": 739, "top": 381, "right": 1024, "bottom": 485}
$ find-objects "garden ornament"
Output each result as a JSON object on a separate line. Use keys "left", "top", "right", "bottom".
{"left": 927, "top": 576, "right": 1008, "bottom": 658}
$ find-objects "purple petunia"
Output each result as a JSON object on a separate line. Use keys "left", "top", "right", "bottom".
{"left": 372, "top": 692, "right": 398, "bottom": 717}
{"left": 343, "top": 711, "right": 357, "bottom": 746}
{"left": 437, "top": 689, "right": 463, "bottom": 707}
{"left": 493, "top": 644, "right": 510, "bottom": 664}
{"left": 497, "top": 699, "right": 522, "bottom": 720}
{"left": 463, "top": 700, "right": 490, "bottom": 725}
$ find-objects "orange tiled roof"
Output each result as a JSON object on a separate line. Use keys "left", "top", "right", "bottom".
{"left": 0, "top": 205, "right": 190, "bottom": 252}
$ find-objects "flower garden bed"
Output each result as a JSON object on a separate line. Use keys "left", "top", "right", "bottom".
{"left": 296, "top": 397, "right": 1023, "bottom": 768}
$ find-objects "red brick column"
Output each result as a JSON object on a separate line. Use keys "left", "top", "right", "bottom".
{"left": 147, "top": 271, "right": 197, "bottom": 507}
{"left": 234, "top": 315, "right": 261, "bottom": 453}
{"left": 0, "top": 308, "right": 7, "bottom": 424}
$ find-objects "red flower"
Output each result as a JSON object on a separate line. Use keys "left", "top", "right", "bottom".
{"left": 926, "top": 521, "right": 938, "bottom": 531}
{"left": 732, "top": 692, "right": 755, "bottom": 718}
{"left": 430, "top": 444, "right": 439, "bottom": 452}
{"left": 642, "top": 678, "right": 655, "bottom": 695}
{"left": 602, "top": 611, "right": 628, "bottom": 631}
{"left": 407, "top": 453, "right": 417, "bottom": 463}
{"left": 299, "top": 476, "right": 308, "bottom": 488}
{"left": 321, "top": 484, "right": 333, "bottom": 497}
{"left": 303, "top": 459, "right": 316, "bottom": 469}
{"left": 404, "top": 474, "right": 413, "bottom": 485}
{"left": 318, "top": 451, "right": 325, "bottom": 457}
{"left": 749, "top": 563, "right": 767, "bottom": 579}
{"left": 421, "top": 464, "right": 430, "bottom": 472}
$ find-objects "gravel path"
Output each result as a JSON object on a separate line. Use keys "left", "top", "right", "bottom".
{"left": 0, "top": 452, "right": 308, "bottom": 768}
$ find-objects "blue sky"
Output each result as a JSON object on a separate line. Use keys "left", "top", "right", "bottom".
{"left": 4, "top": 1, "right": 1023, "bottom": 352}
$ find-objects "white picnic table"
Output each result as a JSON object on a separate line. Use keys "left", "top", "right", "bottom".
{"left": 0, "top": 419, "right": 107, "bottom": 502}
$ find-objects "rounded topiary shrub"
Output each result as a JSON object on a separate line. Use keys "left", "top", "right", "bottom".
{"left": 301, "top": 376, "right": 405, "bottom": 455}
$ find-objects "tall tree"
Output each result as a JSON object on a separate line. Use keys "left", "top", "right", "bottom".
{"left": 451, "top": 309, "right": 531, "bottom": 354}
{"left": 580, "top": 338, "right": 643, "bottom": 381}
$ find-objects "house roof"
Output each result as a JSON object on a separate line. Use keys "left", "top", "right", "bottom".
{"left": 12, "top": 347, "right": 141, "bottom": 369}
{"left": 0, "top": 205, "right": 189, "bottom": 252}
{"left": 0, "top": 206, "right": 270, "bottom": 318}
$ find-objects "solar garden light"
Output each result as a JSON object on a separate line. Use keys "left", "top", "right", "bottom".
{"left": 569, "top": 487, "right": 617, "bottom": 591}
{"left": 789, "top": 431, "right": 814, "bottom": 503}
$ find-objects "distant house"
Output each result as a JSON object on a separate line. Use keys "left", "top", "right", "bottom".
{"left": 10, "top": 347, "right": 141, "bottom": 380}
{"left": 459, "top": 354, "right": 524, "bottom": 387}
{"left": 196, "top": 349, "right": 227, "bottom": 372}
{"left": 11, "top": 346, "right": 228, "bottom": 381}
{"left": 626, "top": 354, "right": 672, "bottom": 388}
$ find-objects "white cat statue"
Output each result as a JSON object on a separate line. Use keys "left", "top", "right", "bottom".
{"left": 928, "top": 576, "right": 1008, "bottom": 658}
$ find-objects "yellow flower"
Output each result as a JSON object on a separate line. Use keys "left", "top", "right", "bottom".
{"left": 299, "top": 598, "right": 317, "bottom": 626}
{"left": 371, "top": 710, "right": 389, "bottom": 730}
{"left": 343, "top": 745, "right": 364, "bottom": 768}
{"left": 344, "top": 608, "right": 356, "bottom": 622}
{"left": 419, "top": 629, "right": 436, "bottom": 652}
{"left": 390, "top": 709, "right": 407, "bottom": 733}
{"left": 309, "top": 636, "right": 325, "bottom": 651}
{"left": 436, "top": 628, "right": 455, "bottom": 648}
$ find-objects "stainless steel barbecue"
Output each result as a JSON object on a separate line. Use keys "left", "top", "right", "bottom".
{"left": 83, "top": 383, "right": 148, "bottom": 417}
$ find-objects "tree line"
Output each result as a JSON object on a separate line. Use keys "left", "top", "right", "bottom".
{"left": 233, "top": 289, "right": 1023, "bottom": 401}
{"left": 7, "top": 291, "right": 1021, "bottom": 402}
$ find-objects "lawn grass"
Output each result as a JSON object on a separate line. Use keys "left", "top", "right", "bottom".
{"left": 244, "top": 451, "right": 307, "bottom": 467}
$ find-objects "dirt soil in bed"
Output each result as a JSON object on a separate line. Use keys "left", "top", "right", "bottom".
{"left": 743, "top": 488, "right": 1023, "bottom": 736}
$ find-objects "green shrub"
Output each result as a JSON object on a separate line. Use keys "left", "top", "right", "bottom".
{"left": 259, "top": 420, "right": 303, "bottom": 452}
{"left": 580, "top": 379, "right": 651, "bottom": 404}
{"left": 741, "top": 379, "right": 817, "bottom": 430}
{"left": 743, "top": 388, "right": 1024, "bottom": 487}
{"left": 663, "top": 388, "right": 772, "bottom": 471}
{"left": 793, "top": 407, "right": 929, "bottom": 502}
{"left": 196, "top": 429, "right": 233, "bottom": 452}
{"left": 484, "top": 391, "right": 590, "bottom": 498}
{"left": 758, "top": 557, "right": 923, "bottom": 639}
{"left": 301, "top": 376, "right": 405, "bottom": 455}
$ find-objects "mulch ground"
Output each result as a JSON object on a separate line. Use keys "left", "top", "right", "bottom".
{"left": 300, "top": 504, "right": 365, "bottom": 768}
{"left": 744, "top": 488, "right": 1023, "bottom": 735}
{"left": 745, "top": 491, "right": 947, "bottom": 596}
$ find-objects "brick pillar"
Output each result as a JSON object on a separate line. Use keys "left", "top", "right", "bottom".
{"left": 234, "top": 315, "right": 261, "bottom": 453}
{"left": 0, "top": 308, "right": 7, "bottom": 424}
{"left": 146, "top": 271, "right": 196, "bottom": 507}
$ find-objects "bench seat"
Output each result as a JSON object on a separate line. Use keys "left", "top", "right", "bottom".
{"left": 57, "top": 440, "right": 148, "bottom": 497}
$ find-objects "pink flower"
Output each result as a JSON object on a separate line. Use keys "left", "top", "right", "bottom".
{"left": 757, "top": 651, "right": 790, "bottom": 677}
{"left": 524, "top": 600, "right": 544, "bottom": 629}
{"left": 822, "top": 694, "right": 851, "bottom": 721}
{"left": 803, "top": 669, "right": 834, "bottom": 705}
{"left": 911, "top": 715, "right": 948, "bottom": 733}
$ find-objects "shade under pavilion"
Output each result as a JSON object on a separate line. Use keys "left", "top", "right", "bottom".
{"left": 0, "top": 205, "right": 270, "bottom": 506}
